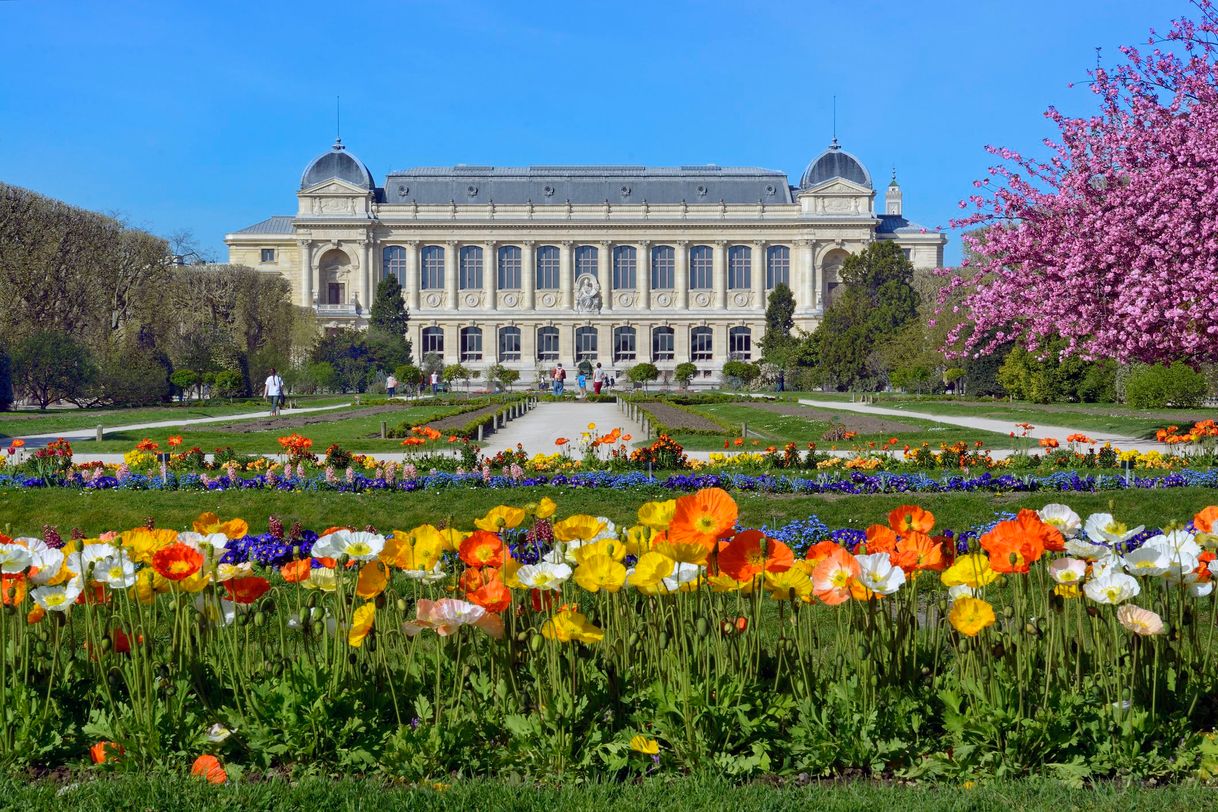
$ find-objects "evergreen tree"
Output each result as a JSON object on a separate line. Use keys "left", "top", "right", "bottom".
{"left": 759, "top": 283, "right": 798, "bottom": 366}
{"left": 367, "top": 276, "right": 412, "bottom": 367}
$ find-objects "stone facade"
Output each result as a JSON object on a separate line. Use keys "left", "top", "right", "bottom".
{"left": 226, "top": 139, "right": 945, "bottom": 385}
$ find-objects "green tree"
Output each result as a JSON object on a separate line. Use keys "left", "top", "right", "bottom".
{"left": 626, "top": 363, "right": 660, "bottom": 390}
{"left": 487, "top": 363, "right": 520, "bottom": 392}
{"left": 369, "top": 275, "right": 410, "bottom": 338}
{"left": 443, "top": 364, "right": 478, "bottom": 391}
{"left": 759, "top": 283, "right": 798, "bottom": 367}
{"left": 14, "top": 331, "right": 97, "bottom": 409}
{"left": 674, "top": 361, "right": 698, "bottom": 389}
{"left": 311, "top": 328, "right": 375, "bottom": 393}
{"left": 721, "top": 360, "right": 761, "bottom": 389}
{"left": 394, "top": 364, "right": 423, "bottom": 394}
{"left": 170, "top": 369, "right": 199, "bottom": 401}
{"left": 214, "top": 369, "right": 244, "bottom": 400}
{"left": 1124, "top": 362, "right": 1208, "bottom": 408}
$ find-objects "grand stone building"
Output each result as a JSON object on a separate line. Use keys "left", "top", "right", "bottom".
{"left": 226, "top": 139, "right": 945, "bottom": 383}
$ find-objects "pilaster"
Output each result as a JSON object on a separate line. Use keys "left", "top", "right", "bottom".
{"left": 445, "top": 241, "right": 458, "bottom": 310}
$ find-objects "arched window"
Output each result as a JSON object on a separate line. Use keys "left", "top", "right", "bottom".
{"left": 574, "top": 245, "right": 598, "bottom": 283}
{"left": 651, "top": 245, "right": 675, "bottom": 289}
{"left": 821, "top": 248, "right": 850, "bottom": 307}
{"left": 688, "top": 245, "right": 713, "bottom": 290}
{"left": 535, "top": 245, "right": 560, "bottom": 290}
{"left": 652, "top": 326, "right": 674, "bottom": 361}
{"left": 460, "top": 326, "right": 482, "bottom": 362}
{"left": 420, "top": 245, "right": 445, "bottom": 290}
{"left": 575, "top": 326, "right": 598, "bottom": 361}
{"left": 498, "top": 326, "right": 521, "bottom": 361}
{"left": 727, "top": 245, "right": 751, "bottom": 290}
{"left": 612, "top": 246, "right": 636, "bottom": 290}
{"left": 766, "top": 245, "right": 790, "bottom": 289}
{"left": 613, "top": 326, "right": 636, "bottom": 362}
{"left": 728, "top": 327, "right": 752, "bottom": 360}
{"left": 536, "top": 326, "right": 559, "bottom": 362}
{"left": 497, "top": 246, "right": 521, "bottom": 290}
{"left": 421, "top": 327, "right": 445, "bottom": 356}
{"left": 690, "top": 326, "right": 713, "bottom": 361}
{"left": 459, "top": 246, "right": 483, "bottom": 290}
{"left": 382, "top": 246, "right": 407, "bottom": 286}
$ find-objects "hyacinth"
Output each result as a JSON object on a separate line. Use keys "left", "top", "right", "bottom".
{"left": 42, "top": 525, "right": 63, "bottom": 549}
{"left": 940, "top": 3, "right": 1218, "bottom": 365}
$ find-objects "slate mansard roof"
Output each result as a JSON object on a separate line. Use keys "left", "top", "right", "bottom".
{"left": 382, "top": 165, "right": 796, "bottom": 206}
{"left": 232, "top": 215, "right": 294, "bottom": 235}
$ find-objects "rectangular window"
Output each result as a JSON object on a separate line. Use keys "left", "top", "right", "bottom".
{"left": 729, "top": 328, "right": 752, "bottom": 360}
{"left": 766, "top": 246, "right": 790, "bottom": 289}
{"left": 689, "top": 245, "right": 713, "bottom": 290}
{"left": 651, "top": 246, "right": 674, "bottom": 289}
{"left": 575, "top": 327, "right": 598, "bottom": 361}
{"left": 612, "top": 246, "right": 636, "bottom": 290}
{"left": 497, "top": 246, "right": 521, "bottom": 290}
{"left": 574, "top": 246, "right": 598, "bottom": 281}
{"left": 613, "top": 327, "right": 636, "bottom": 362}
{"left": 537, "top": 328, "right": 559, "bottom": 362}
{"left": 260, "top": 248, "right": 276, "bottom": 263}
{"left": 652, "top": 328, "right": 674, "bottom": 361}
{"left": 727, "top": 246, "right": 751, "bottom": 290}
{"left": 383, "top": 246, "right": 407, "bottom": 285}
{"left": 691, "top": 328, "right": 713, "bottom": 361}
{"left": 498, "top": 327, "right": 521, "bottom": 361}
{"left": 459, "top": 246, "right": 483, "bottom": 290}
{"left": 420, "top": 246, "right": 445, "bottom": 290}
{"left": 460, "top": 329, "right": 482, "bottom": 362}
{"left": 421, "top": 328, "right": 445, "bottom": 356}
{"left": 902, "top": 248, "right": 913, "bottom": 262}
{"left": 535, "top": 245, "right": 559, "bottom": 290}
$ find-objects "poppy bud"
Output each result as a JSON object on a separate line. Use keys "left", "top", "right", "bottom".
{"left": 695, "top": 617, "right": 709, "bottom": 638}
{"left": 657, "top": 632, "right": 669, "bottom": 650}
{"left": 528, "top": 634, "right": 544, "bottom": 653}
{"left": 253, "top": 611, "right": 265, "bottom": 627}
{"left": 396, "top": 598, "right": 408, "bottom": 613}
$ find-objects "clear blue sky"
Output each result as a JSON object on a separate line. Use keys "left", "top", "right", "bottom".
{"left": 0, "top": 0, "right": 1190, "bottom": 264}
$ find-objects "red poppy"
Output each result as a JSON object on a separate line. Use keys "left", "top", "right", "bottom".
{"left": 459, "top": 530, "right": 504, "bottom": 568}
{"left": 168, "top": 435, "right": 183, "bottom": 447}
{"left": 888, "top": 505, "right": 935, "bottom": 534}
{"left": 468, "top": 577, "right": 512, "bottom": 614}
{"left": 224, "top": 576, "right": 271, "bottom": 604}
{"left": 555, "top": 437, "right": 569, "bottom": 446}
{"left": 90, "top": 741, "right": 124, "bottom": 764}
{"left": 151, "top": 543, "right": 203, "bottom": 581}
{"left": 191, "top": 754, "right": 227, "bottom": 784}
{"left": 717, "top": 530, "right": 794, "bottom": 582}
{"left": 280, "top": 559, "right": 312, "bottom": 583}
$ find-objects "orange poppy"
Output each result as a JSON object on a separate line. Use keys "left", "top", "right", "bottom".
{"left": 90, "top": 741, "right": 124, "bottom": 764}
{"left": 890, "top": 531, "right": 945, "bottom": 572}
{"left": 804, "top": 540, "right": 845, "bottom": 568}
{"left": 1, "top": 574, "right": 26, "bottom": 606}
{"left": 191, "top": 754, "right": 227, "bottom": 784}
{"left": 27, "top": 605, "right": 45, "bottom": 625}
{"left": 811, "top": 547, "right": 860, "bottom": 606}
{"left": 717, "top": 530, "right": 794, "bottom": 582}
{"left": 863, "top": 525, "right": 899, "bottom": 556}
{"left": 9, "top": 439, "right": 24, "bottom": 449}
{"left": 1194, "top": 506, "right": 1218, "bottom": 534}
{"left": 280, "top": 559, "right": 312, "bottom": 583}
{"left": 1196, "top": 552, "right": 1216, "bottom": 584}
{"left": 151, "top": 543, "right": 203, "bottom": 581}
{"left": 467, "top": 577, "right": 511, "bottom": 614}
{"left": 979, "top": 518, "right": 1047, "bottom": 573}
{"left": 224, "top": 576, "right": 271, "bottom": 604}
{"left": 555, "top": 437, "right": 569, "bottom": 446}
{"left": 668, "top": 488, "right": 738, "bottom": 548}
{"left": 168, "top": 435, "right": 183, "bottom": 447}
{"left": 1012, "top": 508, "right": 1065, "bottom": 552}
{"left": 888, "top": 505, "right": 935, "bottom": 534}
{"left": 459, "top": 530, "right": 504, "bottom": 569}
{"left": 460, "top": 566, "right": 498, "bottom": 593}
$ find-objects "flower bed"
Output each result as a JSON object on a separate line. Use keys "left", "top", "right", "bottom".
{"left": 2, "top": 490, "right": 1218, "bottom": 783}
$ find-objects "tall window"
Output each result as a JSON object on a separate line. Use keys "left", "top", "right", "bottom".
{"left": 612, "top": 245, "right": 636, "bottom": 290}
{"left": 729, "top": 327, "right": 752, "bottom": 360}
{"left": 498, "top": 326, "right": 521, "bottom": 361}
{"left": 535, "top": 245, "right": 559, "bottom": 290}
{"left": 651, "top": 245, "right": 675, "bottom": 289}
{"left": 497, "top": 246, "right": 521, "bottom": 290}
{"left": 575, "top": 326, "right": 598, "bottom": 361}
{"left": 766, "top": 245, "right": 790, "bottom": 289}
{"left": 652, "top": 326, "right": 674, "bottom": 361}
{"left": 691, "top": 327, "right": 713, "bottom": 361}
{"left": 460, "top": 327, "right": 482, "bottom": 362}
{"left": 459, "top": 246, "right": 483, "bottom": 290}
{"left": 382, "top": 246, "right": 407, "bottom": 286}
{"left": 613, "top": 326, "right": 636, "bottom": 362}
{"left": 574, "top": 245, "right": 598, "bottom": 283}
{"left": 727, "top": 245, "right": 751, "bottom": 290}
{"left": 420, "top": 245, "right": 445, "bottom": 290}
{"left": 688, "top": 245, "right": 713, "bottom": 290}
{"left": 536, "top": 327, "right": 559, "bottom": 362}
{"left": 421, "top": 327, "right": 445, "bottom": 356}
{"left": 260, "top": 248, "right": 276, "bottom": 263}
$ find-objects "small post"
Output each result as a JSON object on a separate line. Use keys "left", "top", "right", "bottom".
{"left": 477, "top": 424, "right": 485, "bottom": 442}
{"left": 96, "top": 425, "right": 104, "bottom": 442}
{"left": 380, "top": 420, "right": 387, "bottom": 439}
{"left": 741, "top": 422, "right": 747, "bottom": 439}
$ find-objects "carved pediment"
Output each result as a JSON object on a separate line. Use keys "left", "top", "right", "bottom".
{"left": 299, "top": 177, "right": 370, "bottom": 196}
{"left": 803, "top": 179, "right": 871, "bottom": 196}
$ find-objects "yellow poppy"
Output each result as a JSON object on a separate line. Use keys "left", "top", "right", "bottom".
{"left": 637, "top": 500, "right": 676, "bottom": 531}
{"left": 571, "top": 539, "right": 626, "bottom": 564}
{"left": 627, "top": 552, "right": 676, "bottom": 591}
{"left": 133, "top": 568, "right": 170, "bottom": 604}
{"left": 764, "top": 567, "right": 814, "bottom": 602}
{"left": 624, "top": 525, "right": 657, "bottom": 558}
{"left": 120, "top": 527, "right": 179, "bottom": 564}
{"left": 941, "top": 553, "right": 1000, "bottom": 589}
{"left": 193, "top": 512, "right": 249, "bottom": 540}
{"left": 535, "top": 497, "right": 557, "bottom": 519}
{"left": 573, "top": 554, "right": 627, "bottom": 593}
{"left": 948, "top": 596, "right": 996, "bottom": 637}
{"left": 650, "top": 538, "right": 710, "bottom": 566}
{"left": 348, "top": 603, "right": 375, "bottom": 648}
{"left": 629, "top": 735, "right": 660, "bottom": 755}
{"left": 475, "top": 505, "right": 526, "bottom": 532}
{"left": 553, "top": 515, "right": 607, "bottom": 543}
{"left": 356, "top": 561, "right": 389, "bottom": 599}
{"left": 540, "top": 608, "right": 603, "bottom": 644}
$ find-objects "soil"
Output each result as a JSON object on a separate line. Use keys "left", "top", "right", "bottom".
{"left": 745, "top": 402, "right": 922, "bottom": 436}
{"left": 424, "top": 404, "right": 503, "bottom": 433}
{"left": 641, "top": 402, "right": 724, "bottom": 433}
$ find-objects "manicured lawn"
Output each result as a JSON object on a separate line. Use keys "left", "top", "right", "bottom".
{"left": 667, "top": 402, "right": 1015, "bottom": 451}
{"left": 2, "top": 775, "right": 1214, "bottom": 811}
{"left": 0, "top": 484, "right": 1212, "bottom": 537}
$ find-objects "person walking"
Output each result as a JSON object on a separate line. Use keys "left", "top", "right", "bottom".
{"left": 263, "top": 368, "right": 285, "bottom": 416}
{"left": 385, "top": 373, "right": 397, "bottom": 398}
{"left": 592, "top": 362, "right": 605, "bottom": 395}
{"left": 577, "top": 370, "right": 588, "bottom": 399}
{"left": 430, "top": 369, "right": 440, "bottom": 395}
{"left": 551, "top": 363, "right": 566, "bottom": 396}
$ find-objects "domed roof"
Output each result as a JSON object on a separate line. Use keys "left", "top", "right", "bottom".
{"left": 300, "top": 139, "right": 374, "bottom": 191}
{"left": 800, "top": 139, "right": 872, "bottom": 189}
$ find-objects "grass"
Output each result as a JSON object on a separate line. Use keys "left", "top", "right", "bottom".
{"left": 2, "top": 774, "right": 1215, "bottom": 811}
{"left": 668, "top": 402, "right": 1013, "bottom": 451}
{"left": 0, "top": 485, "right": 1212, "bottom": 537}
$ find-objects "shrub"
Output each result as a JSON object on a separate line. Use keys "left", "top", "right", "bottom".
{"left": 170, "top": 369, "right": 199, "bottom": 400}
{"left": 13, "top": 331, "right": 97, "bottom": 408}
{"left": 91, "top": 346, "right": 173, "bottom": 406}
{"left": 626, "top": 363, "right": 660, "bottom": 389}
{"left": 721, "top": 360, "right": 761, "bottom": 389}
{"left": 674, "top": 362, "right": 698, "bottom": 388}
{"left": 0, "top": 345, "right": 12, "bottom": 411}
{"left": 1124, "top": 362, "right": 1208, "bottom": 408}
{"left": 395, "top": 364, "right": 423, "bottom": 391}
{"left": 214, "top": 369, "right": 245, "bottom": 400}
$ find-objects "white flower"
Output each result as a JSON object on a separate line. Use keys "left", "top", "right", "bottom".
{"left": 194, "top": 594, "right": 237, "bottom": 626}
{"left": 592, "top": 517, "right": 617, "bottom": 541}
{"left": 1048, "top": 557, "right": 1087, "bottom": 584}
{"left": 20, "top": 540, "right": 66, "bottom": 585}
{"left": 206, "top": 723, "right": 233, "bottom": 743}
{"left": 854, "top": 552, "right": 906, "bottom": 596}
{"left": 661, "top": 561, "right": 701, "bottom": 593}
{"left": 31, "top": 581, "right": 84, "bottom": 612}
{"left": 516, "top": 561, "right": 572, "bottom": 590}
{"left": 1183, "top": 571, "right": 1214, "bottom": 598}
{"left": 403, "top": 561, "right": 446, "bottom": 584}
{"left": 947, "top": 584, "right": 975, "bottom": 602}
{"left": 1083, "top": 572, "right": 1141, "bottom": 605}
{"left": 1121, "top": 546, "right": 1170, "bottom": 577}
{"left": 1038, "top": 504, "right": 1081, "bottom": 538}
{"left": 216, "top": 562, "right": 253, "bottom": 582}
{"left": 78, "top": 543, "right": 117, "bottom": 568}
{"left": 311, "top": 530, "right": 384, "bottom": 561}
{"left": 1064, "top": 537, "right": 1114, "bottom": 561}
{"left": 1141, "top": 531, "right": 1201, "bottom": 579}
{"left": 1083, "top": 513, "right": 1144, "bottom": 545}
{"left": 177, "top": 531, "right": 230, "bottom": 552}
{"left": 94, "top": 556, "right": 138, "bottom": 589}
{"left": 0, "top": 544, "right": 32, "bottom": 574}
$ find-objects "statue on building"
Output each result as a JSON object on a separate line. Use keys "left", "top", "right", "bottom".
{"left": 575, "top": 274, "right": 601, "bottom": 314}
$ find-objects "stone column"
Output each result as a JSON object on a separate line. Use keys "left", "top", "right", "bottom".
{"left": 712, "top": 241, "right": 727, "bottom": 310}
{"left": 522, "top": 241, "right": 535, "bottom": 310}
{"left": 521, "top": 323, "right": 536, "bottom": 371}
{"left": 559, "top": 241, "right": 574, "bottom": 310}
{"left": 752, "top": 242, "right": 766, "bottom": 312}
{"left": 675, "top": 240, "right": 689, "bottom": 309}
{"left": 675, "top": 322, "right": 691, "bottom": 364}
{"left": 404, "top": 241, "right": 420, "bottom": 312}
{"left": 800, "top": 240, "right": 816, "bottom": 312}
{"left": 636, "top": 241, "right": 651, "bottom": 310}
{"left": 597, "top": 242, "right": 612, "bottom": 312}
{"left": 445, "top": 241, "right": 458, "bottom": 310}
{"left": 484, "top": 241, "right": 497, "bottom": 309}
{"left": 298, "top": 241, "right": 313, "bottom": 308}
{"left": 359, "top": 240, "right": 371, "bottom": 313}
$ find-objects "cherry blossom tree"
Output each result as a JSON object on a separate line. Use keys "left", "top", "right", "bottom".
{"left": 940, "top": 1, "right": 1218, "bottom": 365}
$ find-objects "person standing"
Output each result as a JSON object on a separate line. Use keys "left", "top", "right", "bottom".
{"left": 577, "top": 370, "right": 588, "bottom": 399}
{"left": 551, "top": 363, "right": 566, "bottom": 396}
{"left": 592, "top": 363, "right": 605, "bottom": 396}
{"left": 430, "top": 369, "right": 440, "bottom": 395}
{"left": 385, "top": 373, "right": 397, "bottom": 398}
{"left": 263, "top": 368, "right": 285, "bottom": 416}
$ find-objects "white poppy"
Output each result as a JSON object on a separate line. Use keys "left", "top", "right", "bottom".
{"left": 516, "top": 561, "right": 573, "bottom": 590}
{"left": 1083, "top": 572, "right": 1141, "bottom": 605}
{"left": 1047, "top": 557, "right": 1087, "bottom": 584}
{"left": 854, "top": 552, "right": 906, "bottom": 595}
{"left": 94, "top": 556, "right": 138, "bottom": 589}
{"left": 1038, "top": 504, "right": 1081, "bottom": 538}
{"left": 31, "top": 581, "right": 84, "bottom": 612}
{"left": 1083, "top": 513, "right": 1144, "bottom": 545}
{"left": 1121, "top": 546, "right": 1170, "bottom": 577}
{"left": 0, "top": 544, "right": 32, "bottom": 574}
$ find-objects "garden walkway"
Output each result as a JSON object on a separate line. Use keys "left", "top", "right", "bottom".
{"left": 477, "top": 401, "right": 648, "bottom": 458}
{"left": 794, "top": 398, "right": 1162, "bottom": 454}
